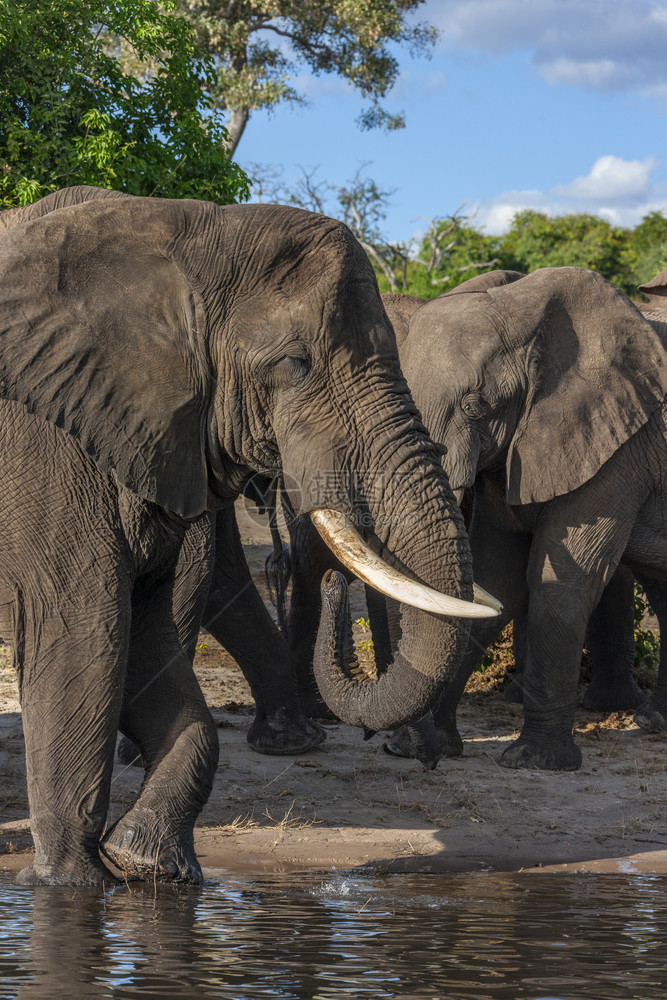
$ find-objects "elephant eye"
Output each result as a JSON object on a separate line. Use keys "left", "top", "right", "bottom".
{"left": 271, "top": 354, "right": 311, "bottom": 388}
{"left": 461, "top": 392, "right": 489, "bottom": 420}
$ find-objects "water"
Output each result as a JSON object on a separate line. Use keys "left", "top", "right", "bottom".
{"left": 0, "top": 869, "right": 666, "bottom": 999}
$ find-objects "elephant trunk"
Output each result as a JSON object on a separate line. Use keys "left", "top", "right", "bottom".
{"left": 310, "top": 449, "right": 491, "bottom": 730}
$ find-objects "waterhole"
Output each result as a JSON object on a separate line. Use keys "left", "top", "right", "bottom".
{"left": 1, "top": 870, "right": 666, "bottom": 999}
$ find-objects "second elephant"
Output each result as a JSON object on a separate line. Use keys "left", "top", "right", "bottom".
{"left": 274, "top": 272, "right": 667, "bottom": 771}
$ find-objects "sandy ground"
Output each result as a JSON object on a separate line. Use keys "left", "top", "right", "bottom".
{"left": 1, "top": 498, "right": 667, "bottom": 880}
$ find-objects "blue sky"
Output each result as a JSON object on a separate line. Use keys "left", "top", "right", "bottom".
{"left": 235, "top": 0, "right": 667, "bottom": 244}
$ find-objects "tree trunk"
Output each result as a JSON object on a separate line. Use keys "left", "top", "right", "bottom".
{"left": 225, "top": 105, "right": 250, "bottom": 156}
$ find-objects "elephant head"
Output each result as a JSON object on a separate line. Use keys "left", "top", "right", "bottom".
{"left": 0, "top": 189, "right": 496, "bottom": 732}
{"left": 401, "top": 266, "right": 667, "bottom": 505}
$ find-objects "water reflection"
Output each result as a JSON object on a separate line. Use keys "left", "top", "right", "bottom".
{"left": 0, "top": 870, "right": 666, "bottom": 999}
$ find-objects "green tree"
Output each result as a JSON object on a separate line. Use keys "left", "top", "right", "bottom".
{"left": 180, "top": 1, "right": 438, "bottom": 153}
{"left": 626, "top": 211, "right": 667, "bottom": 293}
{"left": 497, "top": 211, "right": 634, "bottom": 294}
{"left": 282, "top": 167, "right": 503, "bottom": 297}
{"left": 283, "top": 164, "right": 412, "bottom": 291}
{"left": 405, "top": 214, "right": 501, "bottom": 298}
{"left": 0, "top": 0, "right": 249, "bottom": 207}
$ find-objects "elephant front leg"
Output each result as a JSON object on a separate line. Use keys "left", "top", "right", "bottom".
{"left": 16, "top": 591, "right": 131, "bottom": 886}
{"left": 501, "top": 515, "right": 633, "bottom": 772}
{"left": 101, "top": 577, "right": 219, "bottom": 884}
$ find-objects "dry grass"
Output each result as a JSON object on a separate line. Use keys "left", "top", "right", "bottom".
{"left": 206, "top": 801, "right": 320, "bottom": 841}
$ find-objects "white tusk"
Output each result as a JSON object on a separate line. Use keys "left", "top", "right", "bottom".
{"left": 310, "top": 509, "right": 501, "bottom": 619}
{"left": 473, "top": 583, "right": 503, "bottom": 614}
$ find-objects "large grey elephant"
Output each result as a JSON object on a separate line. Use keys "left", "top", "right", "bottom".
{"left": 1, "top": 187, "right": 324, "bottom": 757}
{"left": 273, "top": 277, "right": 649, "bottom": 767}
{"left": 0, "top": 189, "right": 497, "bottom": 885}
{"left": 396, "top": 266, "right": 667, "bottom": 770}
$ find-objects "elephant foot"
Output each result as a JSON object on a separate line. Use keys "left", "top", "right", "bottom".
{"left": 384, "top": 722, "right": 463, "bottom": 767}
{"left": 100, "top": 807, "right": 202, "bottom": 884}
{"left": 16, "top": 854, "right": 117, "bottom": 887}
{"left": 634, "top": 699, "right": 667, "bottom": 734}
{"left": 500, "top": 736, "right": 581, "bottom": 771}
{"left": 582, "top": 676, "right": 644, "bottom": 712}
{"left": 500, "top": 736, "right": 582, "bottom": 772}
{"left": 503, "top": 678, "right": 524, "bottom": 704}
{"left": 247, "top": 710, "right": 326, "bottom": 755}
{"left": 117, "top": 735, "right": 145, "bottom": 768}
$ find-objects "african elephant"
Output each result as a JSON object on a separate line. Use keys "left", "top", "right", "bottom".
{"left": 0, "top": 186, "right": 323, "bottom": 757}
{"left": 273, "top": 277, "right": 646, "bottom": 750}
{"left": 396, "top": 266, "right": 667, "bottom": 770}
{"left": 0, "top": 188, "right": 495, "bottom": 885}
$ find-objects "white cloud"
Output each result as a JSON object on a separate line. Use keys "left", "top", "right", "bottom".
{"left": 473, "top": 155, "right": 667, "bottom": 232}
{"left": 425, "top": 0, "right": 667, "bottom": 97}
{"left": 539, "top": 58, "right": 621, "bottom": 90}
{"left": 553, "top": 155, "right": 657, "bottom": 202}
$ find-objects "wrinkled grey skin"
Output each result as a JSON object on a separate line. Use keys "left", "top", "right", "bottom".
{"left": 397, "top": 266, "right": 667, "bottom": 771}
{"left": 0, "top": 188, "right": 473, "bottom": 884}
{"left": 269, "top": 275, "right": 660, "bottom": 774}
{"left": 272, "top": 270, "right": 667, "bottom": 772}
{"left": 2, "top": 188, "right": 323, "bottom": 759}
{"left": 267, "top": 293, "right": 427, "bottom": 720}
{"left": 505, "top": 562, "right": 641, "bottom": 713}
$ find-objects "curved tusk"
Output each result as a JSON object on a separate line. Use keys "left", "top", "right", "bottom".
{"left": 310, "top": 509, "right": 501, "bottom": 619}
{"left": 473, "top": 583, "right": 503, "bottom": 614}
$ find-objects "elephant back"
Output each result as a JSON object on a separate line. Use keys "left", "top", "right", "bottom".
{"left": 0, "top": 186, "right": 128, "bottom": 236}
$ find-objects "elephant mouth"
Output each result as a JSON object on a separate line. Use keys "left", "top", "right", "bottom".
{"left": 309, "top": 509, "right": 502, "bottom": 619}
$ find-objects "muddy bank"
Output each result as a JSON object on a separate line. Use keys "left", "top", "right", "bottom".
{"left": 1, "top": 498, "right": 666, "bottom": 879}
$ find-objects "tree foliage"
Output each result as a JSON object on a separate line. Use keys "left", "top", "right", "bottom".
{"left": 0, "top": 0, "right": 249, "bottom": 207}
{"left": 249, "top": 161, "right": 667, "bottom": 300}
{"left": 497, "top": 210, "right": 633, "bottom": 293}
{"left": 179, "top": 1, "right": 438, "bottom": 153}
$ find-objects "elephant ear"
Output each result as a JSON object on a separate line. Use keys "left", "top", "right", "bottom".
{"left": 0, "top": 201, "right": 212, "bottom": 518}
{"left": 502, "top": 267, "right": 667, "bottom": 505}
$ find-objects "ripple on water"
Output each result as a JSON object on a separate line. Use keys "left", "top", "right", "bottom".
{"left": 1, "top": 870, "right": 667, "bottom": 999}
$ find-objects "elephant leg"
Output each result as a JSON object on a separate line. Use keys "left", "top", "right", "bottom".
{"left": 583, "top": 564, "right": 642, "bottom": 711}
{"left": 15, "top": 579, "right": 131, "bottom": 886}
{"left": 633, "top": 577, "right": 667, "bottom": 732}
{"left": 0, "top": 423, "right": 136, "bottom": 887}
{"left": 204, "top": 508, "right": 325, "bottom": 754}
{"left": 117, "top": 515, "right": 216, "bottom": 770}
{"left": 101, "top": 573, "right": 219, "bottom": 884}
{"left": 501, "top": 509, "right": 635, "bottom": 772}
